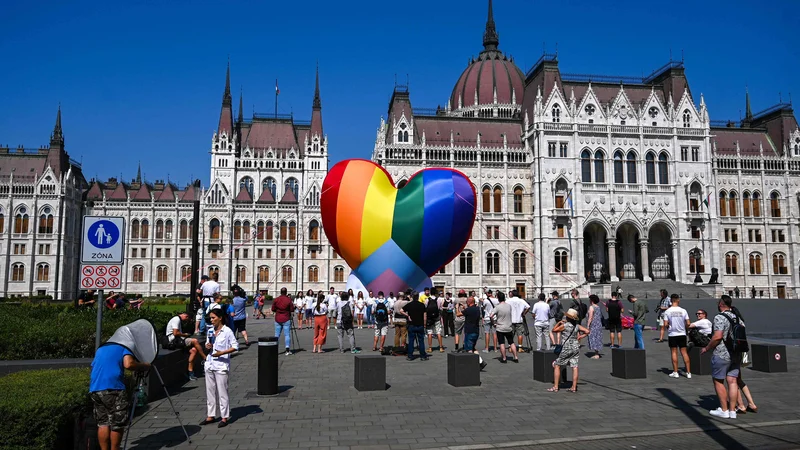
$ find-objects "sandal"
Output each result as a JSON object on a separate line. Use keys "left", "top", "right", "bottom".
{"left": 567, "top": 388, "right": 578, "bottom": 392}
{"left": 547, "top": 387, "right": 559, "bottom": 392}
{"left": 736, "top": 407, "right": 747, "bottom": 414}
{"left": 747, "top": 405, "right": 759, "bottom": 413}
{"left": 199, "top": 418, "right": 215, "bottom": 425}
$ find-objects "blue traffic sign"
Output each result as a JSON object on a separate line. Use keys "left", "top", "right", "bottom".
{"left": 87, "top": 220, "right": 120, "bottom": 249}
{"left": 82, "top": 216, "right": 125, "bottom": 264}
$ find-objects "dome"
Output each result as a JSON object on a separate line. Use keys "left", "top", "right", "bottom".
{"left": 449, "top": 0, "right": 524, "bottom": 113}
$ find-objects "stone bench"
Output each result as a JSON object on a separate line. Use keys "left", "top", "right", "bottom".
{"left": 447, "top": 352, "right": 480, "bottom": 387}
{"left": 750, "top": 344, "right": 787, "bottom": 373}
{"left": 688, "top": 346, "right": 713, "bottom": 376}
{"left": 532, "top": 350, "right": 567, "bottom": 383}
{"left": 612, "top": 348, "right": 647, "bottom": 379}
{"left": 354, "top": 355, "right": 386, "bottom": 391}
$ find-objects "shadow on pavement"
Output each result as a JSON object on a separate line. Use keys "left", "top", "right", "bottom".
{"left": 230, "top": 404, "right": 264, "bottom": 423}
{"left": 656, "top": 387, "right": 746, "bottom": 450}
{"left": 129, "top": 424, "right": 201, "bottom": 449}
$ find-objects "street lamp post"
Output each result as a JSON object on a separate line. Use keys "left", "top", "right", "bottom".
{"left": 691, "top": 249, "right": 703, "bottom": 284}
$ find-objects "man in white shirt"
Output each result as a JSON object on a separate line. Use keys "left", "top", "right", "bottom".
{"left": 531, "top": 294, "right": 552, "bottom": 351}
{"left": 325, "top": 287, "right": 339, "bottom": 330}
{"left": 688, "top": 309, "right": 713, "bottom": 348}
{"left": 481, "top": 290, "right": 497, "bottom": 352}
{"left": 197, "top": 275, "right": 221, "bottom": 334}
{"left": 506, "top": 290, "right": 530, "bottom": 352}
{"left": 166, "top": 312, "right": 206, "bottom": 380}
{"left": 665, "top": 294, "right": 692, "bottom": 379}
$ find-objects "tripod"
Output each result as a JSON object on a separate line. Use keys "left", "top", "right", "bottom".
{"left": 521, "top": 316, "right": 534, "bottom": 352}
{"left": 123, "top": 367, "right": 190, "bottom": 450}
{"left": 289, "top": 315, "right": 301, "bottom": 353}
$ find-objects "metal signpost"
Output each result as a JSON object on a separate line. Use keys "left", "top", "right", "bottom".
{"left": 80, "top": 216, "right": 125, "bottom": 350}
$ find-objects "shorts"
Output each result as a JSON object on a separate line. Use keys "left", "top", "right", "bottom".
{"left": 329, "top": 308, "right": 337, "bottom": 318}
{"left": 454, "top": 318, "right": 465, "bottom": 334}
{"left": 497, "top": 331, "right": 515, "bottom": 346}
{"left": 482, "top": 321, "right": 496, "bottom": 334}
{"left": 305, "top": 308, "right": 313, "bottom": 318}
{"left": 607, "top": 318, "right": 622, "bottom": 332}
{"left": 374, "top": 323, "right": 389, "bottom": 336}
{"left": 234, "top": 319, "right": 246, "bottom": 333}
{"left": 426, "top": 320, "right": 443, "bottom": 336}
{"left": 512, "top": 323, "right": 525, "bottom": 338}
{"left": 711, "top": 355, "right": 740, "bottom": 380}
{"left": 668, "top": 335, "right": 687, "bottom": 348}
{"left": 91, "top": 390, "right": 129, "bottom": 432}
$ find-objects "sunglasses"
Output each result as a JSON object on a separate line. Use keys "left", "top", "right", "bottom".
{"left": 696, "top": 312, "right": 705, "bottom": 315}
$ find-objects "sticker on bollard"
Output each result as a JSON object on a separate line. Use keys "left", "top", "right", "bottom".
{"left": 259, "top": 341, "right": 278, "bottom": 346}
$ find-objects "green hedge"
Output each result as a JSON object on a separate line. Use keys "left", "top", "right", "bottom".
{"left": 0, "top": 304, "right": 175, "bottom": 360}
{"left": 0, "top": 368, "right": 92, "bottom": 450}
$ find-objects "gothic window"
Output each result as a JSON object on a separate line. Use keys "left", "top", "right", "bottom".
{"left": 236, "top": 266, "right": 246, "bottom": 283}
{"left": 289, "top": 221, "right": 297, "bottom": 240}
{"left": 239, "top": 176, "right": 254, "bottom": 197}
{"left": 554, "top": 249, "right": 569, "bottom": 273}
{"left": 648, "top": 107, "right": 659, "bottom": 118}
{"left": 752, "top": 192, "right": 761, "bottom": 217}
{"left": 11, "top": 263, "right": 24, "bottom": 281}
{"left": 725, "top": 253, "right": 738, "bottom": 275}
{"left": 308, "top": 220, "right": 320, "bottom": 240}
{"left": 593, "top": 150, "right": 605, "bottom": 183}
{"left": 718, "top": 191, "right": 728, "bottom": 216}
{"left": 132, "top": 265, "right": 144, "bottom": 282}
{"left": 242, "top": 221, "right": 251, "bottom": 239}
{"left": 658, "top": 152, "right": 669, "bottom": 184}
{"left": 38, "top": 211, "right": 54, "bottom": 234}
{"left": 773, "top": 253, "right": 787, "bottom": 275}
{"left": 493, "top": 186, "right": 502, "bottom": 213}
{"left": 513, "top": 251, "right": 526, "bottom": 274}
{"left": 770, "top": 192, "right": 781, "bottom": 217}
{"left": 157, "top": 265, "right": 168, "bottom": 282}
{"left": 281, "top": 266, "right": 293, "bottom": 282}
{"left": 585, "top": 104, "right": 595, "bottom": 116}
{"left": 749, "top": 253, "right": 762, "bottom": 275}
{"left": 258, "top": 266, "right": 269, "bottom": 282}
{"left": 683, "top": 109, "right": 691, "bottom": 128}
{"left": 279, "top": 221, "right": 288, "bottom": 241}
{"left": 285, "top": 178, "right": 299, "bottom": 198}
{"left": 208, "top": 266, "right": 219, "bottom": 281}
{"left": 131, "top": 219, "right": 140, "bottom": 239}
{"left": 181, "top": 266, "right": 191, "bottom": 280}
{"left": 688, "top": 252, "right": 704, "bottom": 273}
{"left": 14, "top": 213, "right": 29, "bottom": 234}
{"left": 743, "top": 192, "right": 751, "bottom": 217}
{"left": 36, "top": 263, "right": 49, "bottom": 281}
{"left": 613, "top": 151, "right": 624, "bottom": 184}
{"left": 459, "top": 251, "right": 473, "bottom": 274}
{"left": 140, "top": 220, "right": 149, "bottom": 239}
{"left": 552, "top": 104, "right": 561, "bottom": 123}
{"left": 333, "top": 266, "right": 345, "bottom": 282}
{"left": 554, "top": 178, "right": 568, "bottom": 209}
{"left": 233, "top": 220, "right": 242, "bottom": 240}
{"left": 308, "top": 266, "right": 319, "bottom": 282}
{"left": 209, "top": 219, "right": 221, "bottom": 240}
{"left": 626, "top": 152, "right": 637, "bottom": 183}
{"left": 581, "top": 150, "right": 591, "bottom": 182}
{"left": 728, "top": 192, "right": 738, "bottom": 217}
{"left": 165, "top": 220, "right": 173, "bottom": 239}
{"left": 256, "top": 221, "right": 265, "bottom": 241}
{"left": 486, "top": 251, "right": 500, "bottom": 274}
{"left": 513, "top": 187, "right": 523, "bottom": 213}
{"left": 155, "top": 220, "right": 164, "bottom": 239}
{"left": 645, "top": 152, "right": 656, "bottom": 184}
{"left": 482, "top": 186, "right": 491, "bottom": 213}
{"left": 265, "top": 221, "right": 274, "bottom": 240}
{"left": 0, "top": 212, "right": 5, "bottom": 234}
{"left": 263, "top": 177, "right": 277, "bottom": 199}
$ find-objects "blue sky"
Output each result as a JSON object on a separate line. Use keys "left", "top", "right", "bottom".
{"left": 1, "top": 0, "right": 798, "bottom": 188}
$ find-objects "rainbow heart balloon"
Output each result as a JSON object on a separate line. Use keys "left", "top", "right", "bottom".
{"left": 321, "top": 159, "right": 476, "bottom": 295}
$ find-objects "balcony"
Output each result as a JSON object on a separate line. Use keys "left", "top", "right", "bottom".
{"left": 643, "top": 126, "right": 672, "bottom": 135}
{"left": 577, "top": 124, "right": 608, "bottom": 133}
{"left": 685, "top": 210, "right": 706, "bottom": 220}
{"left": 542, "top": 123, "right": 573, "bottom": 132}
{"left": 552, "top": 208, "right": 572, "bottom": 217}
{"left": 609, "top": 125, "right": 640, "bottom": 134}
{"left": 582, "top": 182, "right": 610, "bottom": 191}
{"left": 677, "top": 128, "right": 705, "bottom": 137}
{"left": 613, "top": 184, "right": 640, "bottom": 192}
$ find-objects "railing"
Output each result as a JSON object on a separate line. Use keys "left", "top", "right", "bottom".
{"left": 293, "top": 120, "right": 311, "bottom": 126}
{"left": 685, "top": 211, "right": 706, "bottom": 220}
{"left": 578, "top": 124, "right": 607, "bottom": 133}
{"left": 583, "top": 182, "right": 609, "bottom": 191}
{"left": 69, "top": 158, "right": 82, "bottom": 168}
{"left": 614, "top": 184, "right": 640, "bottom": 191}
{"left": 677, "top": 128, "right": 705, "bottom": 137}
{"left": 412, "top": 107, "right": 440, "bottom": 116}
{"left": 253, "top": 113, "right": 294, "bottom": 120}
{"left": 561, "top": 73, "right": 644, "bottom": 84}
{"left": 643, "top": 60, "right": 684, "bottom": 83}
{"left": 525, "top": 53, "right": 558, "bottom": 78}
{"left": 643, "top": 126, "right": 672, "bottom": 135}
{"left": 752, "top": 102, "right": 792, "bottom": 120}
{"left": 552, "top": 208, "right": 571, "bottom": 217}
{"left": 542, "top": 123, "right": 573, "bottom": 132}
{"left": 610, "top": 125, "right": 640, "bottom": 134}
{"left": 710, "top": 120, "right": 740, "bottom": 128}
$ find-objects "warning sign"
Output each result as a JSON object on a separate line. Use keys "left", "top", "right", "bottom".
{"left": 80, "top": 264, "right": 122, "bottom": 290}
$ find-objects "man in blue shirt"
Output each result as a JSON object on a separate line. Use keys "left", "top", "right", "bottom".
{"left": 232, "top": 290, "right": 251, "bottom": 346}
{"left": 90, "top": 343, "right": 150, "bottom": 450}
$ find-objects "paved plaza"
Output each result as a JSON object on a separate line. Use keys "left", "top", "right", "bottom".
{"left": 126, "top": 318, "right": 800, "bottom": 450}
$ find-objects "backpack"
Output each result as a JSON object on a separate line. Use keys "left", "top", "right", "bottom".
{"left": 722, "top": 313, "right": 749, "bottom": 353}
{"left": 426, "top": 298, "right": 440, "bottom": 320}
{"left": 553, "top": 302, "right": 564, "bottom": 321}
{"left": 577, "top": 301, "right": 588, "bottom": 321}
{"left": 340, "top": 302, "right": 354, "bottom": 329}
{"left": 374, "top": 301, "right": 389, "bottom": 323}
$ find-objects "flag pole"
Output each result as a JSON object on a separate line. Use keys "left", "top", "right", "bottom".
{"left": 275, "top": 79, "right": 278, "bottom": 118}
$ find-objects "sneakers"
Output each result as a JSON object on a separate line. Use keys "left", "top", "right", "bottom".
{"left": 500, "top": 359, "right": 508, "bottom": 364}
{"left": 709, "top": 408, "right": 730, "bottom": 419}
{"left": 669, "top": 372, "right": 680, "bottom": 378}
{"left": 420, "top": 357, "right": 429, "bottom": 361}
{"left": 188, "top": 372, "right": 198, "bottom": 381}
{"left": 480, "top": 361, "right": 488, "bottom": 370}
{"left": 285, "top": 349, "right": 292, "bottom": 356}
{"left": 729, "top": 410, "right": 737, "bottom": 419}
{"left": 351, "top": 349, "right": 361, "bottom": 354}
{"left": 686, "top": 373, "right": 692, "bottom": 379}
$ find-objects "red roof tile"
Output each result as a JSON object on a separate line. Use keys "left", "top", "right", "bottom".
{"left": 234, "top": 185, "right": 253, "bottom": 203}
{"left": 86, "top": 182, "right": 104, "bottom": 200}
{"left": 107, "top": 183, "right": 128, "bottom": 200}
{"left": 415, "top": 117, "right": 522, "bottom": 149}
{"left": 156, "top": 183, "right": 177, "bottom": 202}
{"left": 242, "top": 120, "right": 298, "bottom": 151}
{"left": 279, "top": 189, "right": 298, "bottom": 204}
{"left": 712, "top": 128, "right": 775, "bottom": 156}
{"left": 180, "top": 184, "right": 199, "bottom": 202}
{"left": 132, "top": 184, "right": 152, "bottom": 201}
{"left": 257, "top": 187, "right": 276, "bottom": 203}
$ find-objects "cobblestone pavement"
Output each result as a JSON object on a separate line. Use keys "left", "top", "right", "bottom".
{"left": 125, "top": 318, "right": 800, "bottom": 450}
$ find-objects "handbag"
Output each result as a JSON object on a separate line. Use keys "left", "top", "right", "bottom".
{"left": 553, "top": 325, "right": 577, "bottom": 355}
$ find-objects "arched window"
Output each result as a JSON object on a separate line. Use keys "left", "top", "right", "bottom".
{"left": 308, "top": 220, "right": 320, "bottom": 240}
{"left": 285, "top": 178, "right": 299, "bottom": 198}
{"left": 689, "top": 252, "right": 704, "bottom": 273}
{"left": 165, "top": 220, "right": 173, "bottom": 239}
{"left": 140, "top": 220, "right": 149, "bottom": 239}
{"left": 236, "top": 266, "right": 246, "bottom": 283}
{"left": 486, "top": 251, "right": 500, "bottom": 274}
{"left": 513, "top": 187, "right": 524, "bottom": 213}
{"left": 265, "top": 221, "right": 274, "bottom": 240}
{"left": 683, "top": 109, "right": 691, "bottom": 128}
{"left": 262, "top": 177, "right": 277, "bottom": 199}
{"left": 308, "top": 266, "right": 319, "bottom": 282}
{"left": 279, "top": 221, "right": 288, "bottom": 241}
{"left": 397, "top": 130, "right": 403, "bottom": 142}
{"left": 718, "top": 191, "right": 727, "bottom": 216}
{"left": 752, "top": 192, "right": 761, "bottom": 217}
{"left": 658, "top": 153, "right": 669, "bottom": 184}
{"left": 38, "top": 211, "right": 54, "bottom": 234}
{"left": 289, "top": 221, "right": 297, "bottom": 240}
{"left": 482, "top": 186, "right": 491, "bottom": 213}
{"left": 554, "top": 249, "right": 569, "bottom": 273}
{"left": 403, "top": 130, "right": 409, "bottom": 142}
{"left": 581, "top": 150, "right": 591, "bottom": 182}
{"left": 239, "top": 176, "right": 254, "bottom": 197}
{"left": 258, "top": 266, "right": 270, "bottom": 282}
{"left": 155, "top": 220, "right": 164, "bottom": 239}
{"left": 743, "top": 192, "right": 751, "bottom": 217}
{"left": 209, "top": 219, "right": 221, "bottom": 240}
{"left": 513, "top": 251, "right": 526, "bottom": 274}
{"left": 156, "top": 265, "right": 168, "bottom": 282}
{"left": 281, "top": 266, "right": 293, "bottom": 282}
{"left": 552, "top": 104, "right": 561, "bottom": 123}
{"left": 233, "top": 220, "right": 242, "bottom": 240}
{"left": 613, "top": 151, "right": 624, "bottom": 184}
{"left": 493, "top": 187, "right": 502, "bottom": 213}
{"left": 14, "top": 213, "right": 29, "bottom": 234}
{"left": 459, "top": 251, "right": 473, "bottom": 274}
{"left": 593, "top": 151, "right": 605, "bottom": 183}
{"left": 179, "top": 220, "right": 188, "bottom": 239}
{"left": 725, "top": 253, "right": 738, "bottom": 275}
{"left": 334, "top": 266, "right": 345, "bottom": 282}
{"left": 132, "top": 265, "right": 144, "bottom": 282}
{"left": 645, "top": 152, "right": 656, "bottom": 184}
{"left": 773, "top": 253, "right": 787, "bottom": 275}
{"left": 728, "top": 192, "right": 738, "bottom": 217}
{"left": 256, "top": 221, "right": 265, "bottom": 241}
{"left": 180, "top": 266, "right": 191, "bottom": 281}
{"left": 36, "top": 263, "right": 49, "bottom": 281}
{"left": 0, "top": 212, "right": 5, "bottom": 234}
{"left": 554, "top": 178, "right": 569, "bottom": 209}
{"left": 626, "top": 152, "right": 637, "bottom": 184}
{"left": 749, "top": 253, "right": 762, "bottom": 275}
{"left": 11, "top": 263, "right": 24, "bottom": 281}
{"left": 242, "top": 221, "right": 251, "bottom": 239}
{"left": 770, "top": 192, "right": 781, "bottom": 217}
{"left": 209, "top": 266, "right": 219, "bottom": 281}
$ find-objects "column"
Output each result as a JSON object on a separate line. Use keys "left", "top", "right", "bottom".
{"left": 640, "top": 239, "right": 651, "bottom": 282}
{"left": 608, "top": 239, "right": 618, "bottom": 282}
{"left": 671, "top": 241, "right": 680, "bottom": 283}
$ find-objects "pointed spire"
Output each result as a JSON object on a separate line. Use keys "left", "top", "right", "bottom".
{"left": 237, "top": 88, "right": 244, "bottom": 123}
{"left": 745, "top": 87, "right": 752, "bottom": 120}
{"left": 136, "top": 162, "right": 142, "bottom": 184}
{"left": 222, "top": 58, "right": 232, "bottom": 106}
{"left": 482, "top": 0, "right": 499, "bottom": 52}
{"left": 218, "top": 60, "right": 234, "bottom": 135}
{"left": 310, "top": 64, "right": 323, "bottom": 138}
{"left": 313, "top": 62, "right": 321, "bottom": 110}
{"left": 50, "top": 104, "right": 64, "bottom": 148}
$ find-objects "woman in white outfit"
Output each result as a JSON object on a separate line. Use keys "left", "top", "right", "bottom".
{"left": 200, "top": 308, "right": 239, "bottom": 428}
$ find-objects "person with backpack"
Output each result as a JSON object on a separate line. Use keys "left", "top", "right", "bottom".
{"left": 425, "top": 289, "right": 445, "bottom": 353}
{"left": 548, "top": 292, "right": 564, "bottom": 347}
{"left": 702, "top": 295, "right": 748, "bottom": 419}
{"left": 272, "top": 288, "right": 295, "bottom": 356}
{"left": 605, "top": 291, "right": 623, "bottom": 348}
{"left": 627, "top": 294, "right": 648, "bottom": 349}
{"left": 481, "top": 290, "right": 498, "bottom": 352}
{"left": 569, "top": 289, "right": 588, "bottom": 324}
{"left": 372, "top": 291, "right": 391, "bottom": 352}
{"left": 335, "top": 292, "right": 360, "bottom": 354}
{"left": 441, "top": 292, "right": 456, "bottom": 337}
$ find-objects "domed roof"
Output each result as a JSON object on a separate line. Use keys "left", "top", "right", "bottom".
{"left": 449, "top": 0, "right": 524, "bottom": 111}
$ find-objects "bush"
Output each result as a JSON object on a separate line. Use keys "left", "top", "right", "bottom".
{"left": 0, "top": 304, "right": 175, "bottom": 360}
{"left": 0, "top": 368, "right": 92, "bottom": 450}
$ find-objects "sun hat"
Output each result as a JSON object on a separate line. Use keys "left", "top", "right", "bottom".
{"left": 565, "top": 308, "right": 579, "bottom": 320}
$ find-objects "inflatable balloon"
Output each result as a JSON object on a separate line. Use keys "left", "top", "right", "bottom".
{"left": 345, "top": 271, "right": 432, "bottom": 300}
{"left": 321, "top": 159, "right": 476, "bottom": 296}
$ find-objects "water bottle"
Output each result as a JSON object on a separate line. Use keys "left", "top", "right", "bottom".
{"left": 136, "top": 384, "right": 147, "bottom": 407}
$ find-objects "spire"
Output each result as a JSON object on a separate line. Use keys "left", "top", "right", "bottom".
{"left": 222, "top": 58, "right": 232, "bottom": 107}
{"left": 136, "top": 162, "right": 142, "bottom": 184}
{"left": 237, "top": 88, "right": 244, "bottom": 123}
{"left": 313, "top": 62, "right": 322, "bottom": 110}
{"left": 745, "top": 87, "right": 753, "bottom": 120}
{"left": 482, "top": 0, "right": 499, "bottom": 52}
{"left": 50, "top": 104, "right": 64, "bottom": 148}
{"left": 217, "top": 60, "right": 234, "bottom": 135}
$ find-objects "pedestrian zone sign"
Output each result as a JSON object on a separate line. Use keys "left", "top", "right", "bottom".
{"left": 82, "top": 216, "right": 125, "bottom": 264}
